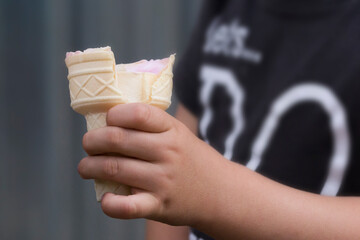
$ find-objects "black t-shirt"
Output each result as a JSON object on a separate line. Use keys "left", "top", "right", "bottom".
{"left": 174, "top": 0, "right": 360, "bottom": 239}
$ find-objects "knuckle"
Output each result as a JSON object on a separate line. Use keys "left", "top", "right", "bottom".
{"left": 121, "top": 201, "right": 138, "bottom": 219}
{"left": 154, "top": 186, "right": 171, "bottom": 212}
{"left": 166, "top": 138, "right": 179, "bottom": 153}
{"left": 162, "top": 168, "right": 174, "bottom": 184}
{"left": 154, "top": 167, "right": 173, "bottom": 192}
{"left": 133, "top": 104, "right": 151, "bottom": 125}
{"left": 105, "top": 128, "right": 124, "bottom": 148}
{"left": 162, "top": 133, "right": 180, "bottom": 155}
{"left": 103, "top": 157, "right": 121, "bottom": 177}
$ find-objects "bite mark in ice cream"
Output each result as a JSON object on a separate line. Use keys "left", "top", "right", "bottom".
{"left": 66, "top": 51, "right": 83, "bottom": 58}
{"left": 125, "top": 58, "right": 169, "bottom": 74}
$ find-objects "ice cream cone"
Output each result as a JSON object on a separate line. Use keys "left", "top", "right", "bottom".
{"left": 65, "top": 47, "right": 175, "bottom": 201}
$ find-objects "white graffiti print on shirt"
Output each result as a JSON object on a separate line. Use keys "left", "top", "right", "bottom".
{"left": 199, "top": 65, "right": 245, "bottom": 160}
{"left": 189, "top": 232, "right": 204, "bottom": 240}
{"left": 199, "top": 65, "right": 351, "bottom": 196}
{"left": 246, "top": 83, "right": 351, "bottom": 196}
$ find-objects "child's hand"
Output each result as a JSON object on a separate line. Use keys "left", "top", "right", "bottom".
{"left": 77, "top": 103, "right": 226, "bottom": 226}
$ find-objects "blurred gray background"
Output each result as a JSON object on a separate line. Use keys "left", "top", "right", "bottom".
{"left": 0, "top": 0, "right": 202, "bottom": 239}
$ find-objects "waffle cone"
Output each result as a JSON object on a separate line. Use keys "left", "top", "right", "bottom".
{"left": 65, "top": 47, "right": 175, "bottom": 201}
{"left": 85, "top": 112, "right": 131, "bottom": 201}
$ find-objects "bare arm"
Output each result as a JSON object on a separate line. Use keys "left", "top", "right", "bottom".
{"left": 193, "top": 161, "right": 360, "bottom": 239}
{"left": 146, "top": 220, "right": 189, "bottom": 240}
{"left": 145, "top": 104, "right": 197, "bottom": 240}
{"left": 78, "top": 103, "right": 360, "bottom": 239}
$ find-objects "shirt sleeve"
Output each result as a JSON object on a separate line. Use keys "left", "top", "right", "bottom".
{"left": 173, "top": 0, "right": 227, "bottom": 117}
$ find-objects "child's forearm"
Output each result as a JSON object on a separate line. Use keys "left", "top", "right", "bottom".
{"left": 146, "top": 220, "right": 189, "bottom": 240}
{"left": 77, "top": 103, "right": 360, "bottom": 239}
{"left": 194, "top": 160, "right": 360, "bottom": 239}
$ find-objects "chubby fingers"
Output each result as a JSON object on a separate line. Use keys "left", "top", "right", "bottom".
{"left": 83, "top": 126, "right": 162, "bottom": 161}
{"left": 106, "top": 103, "right": 173, "bottom": 133}
{"left": 78, "top": 155, "right": 159, "bottom": 190}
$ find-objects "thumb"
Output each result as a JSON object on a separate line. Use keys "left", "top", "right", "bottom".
{"left": 101, "top": 191, "right": 160, "bottom": 219}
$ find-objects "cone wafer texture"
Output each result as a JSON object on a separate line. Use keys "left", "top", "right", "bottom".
{"left": 65, "top": 46, "right": 175, "bottom": 201}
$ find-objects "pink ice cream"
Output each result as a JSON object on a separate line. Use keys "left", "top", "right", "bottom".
{"left": 125, "top": 58, "right": 169, "bottom": 74}
{"left": 66, "top": 51, "right": 83, "bottom": 58}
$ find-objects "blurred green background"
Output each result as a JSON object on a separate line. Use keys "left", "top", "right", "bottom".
{"left": 0, "top": 0, "right": 202, "bottom": 239}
